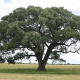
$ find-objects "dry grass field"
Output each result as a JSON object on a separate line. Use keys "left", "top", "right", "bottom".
{"left": 0, "top": 64, "right": 80, "bottom": 80}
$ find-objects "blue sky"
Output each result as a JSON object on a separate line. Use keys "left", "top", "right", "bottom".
{"left": 4, "top": 0, "right": 11, "bottom": 3}
{"left": 0, "top": 0, "right": 80, "bottom": 64}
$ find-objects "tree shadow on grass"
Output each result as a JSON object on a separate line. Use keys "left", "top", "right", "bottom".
{"left": 0, "top": 68, "right": 80, "bottom": 75}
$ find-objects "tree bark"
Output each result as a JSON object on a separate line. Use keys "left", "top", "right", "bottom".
{"left": 37, "top": 60, "right": 46, "bottom": 71}
{"left": 37, "top": 43, "right": 57, "bottom": 71}
{"left": 37, "top": 43, "right": 54, "bottom": 71}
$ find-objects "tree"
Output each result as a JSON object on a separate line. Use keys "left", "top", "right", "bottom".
{"left": 0, "top": 55, "right": 5, "bottom": 63}
{"left": 0, "top": 6, "right": 80, "bottom": 71}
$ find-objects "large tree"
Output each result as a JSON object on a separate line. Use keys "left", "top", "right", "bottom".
{"left": 0, "top": 6, "right": 80, "bottom": 71}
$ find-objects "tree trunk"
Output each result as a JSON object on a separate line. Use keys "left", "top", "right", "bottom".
{"left": 37, "top": 60, "right": 46, "bottom": 71}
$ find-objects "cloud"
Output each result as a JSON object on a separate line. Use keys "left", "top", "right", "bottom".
{"left": 0, "top": 0, "right": 80, "bottom": 20}
{"left": 61, "top": 53, "right": 80, "bottom": 64}
{"left": 4, "top": 0, "right": 12, "bottom": 3}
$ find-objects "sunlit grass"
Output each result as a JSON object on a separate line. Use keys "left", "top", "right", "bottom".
{"left": 0, "top": 73, "right": 80, "bottom": 80}
{"left": 0, "top": 64, "right": 80, "bottom": 80}
{"left": 0, "top": 63, "right": 38, "bottom": 69}
{"left": 0, "top": 64, "right": 80, "bottom": 74}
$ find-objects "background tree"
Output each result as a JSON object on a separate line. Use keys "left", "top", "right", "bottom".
{"left": 0, "top": 6, "right": 80, "bottom": 71}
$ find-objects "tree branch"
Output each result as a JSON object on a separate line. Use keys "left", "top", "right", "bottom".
{"left": 48, "top": 26, "right": 54, "bottom": 37}
{"left": 57, "top": 42, "right": 65, "bottom": 45}
{"left": 45, "top": 43, "right": 49, "bottom": 47}
{"left": 65, "top": 40, "right": 77, "bottom": 46}
{"left": 25, "top": 55, "right": 35, "bottom": 56}
{"left": 56, "top": 47, "right": 80, "bottom": 53}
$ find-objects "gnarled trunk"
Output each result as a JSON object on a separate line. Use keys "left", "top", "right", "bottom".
{"left": 37, "top": 60, "right": 46, "bottom": 71}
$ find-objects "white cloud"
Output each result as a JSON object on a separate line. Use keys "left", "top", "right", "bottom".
{"left": 0, "top": 0, "right": 80, "bottom": 20}
{"left": 61, "top": 53, "right": 80, "bottom": 64}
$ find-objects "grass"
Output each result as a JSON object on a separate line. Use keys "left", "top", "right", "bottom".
{"left": 0, "top": 73, "right": 80, "bottom": 80}
{"left": 0, "top": 64, "right": 80, "bottom": 80}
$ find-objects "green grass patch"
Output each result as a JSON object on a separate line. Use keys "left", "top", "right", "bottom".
{"left": 0, "top": 64, "right": 80, "bottom": 75}
{"left": 0, "top": 68, "right": 80, "bottom": 75}
{"left": 0, "top": 64, "right": 80, "bottom": 80}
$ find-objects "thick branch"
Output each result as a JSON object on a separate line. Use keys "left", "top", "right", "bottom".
{"left": 57, "top": 42, "right": 65, "bottom": 45}
{"left": 43, "top": 43, "right": 57, "bottom": 63}
{"left": 25, "top": 55, "right": 35, "bottom": 56}
{"left": 45, "top": 43, "right": 49, "bottom": 47}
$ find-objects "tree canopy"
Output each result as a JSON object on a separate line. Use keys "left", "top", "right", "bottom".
{"left": 0, "top": 6, "right": 80, "bottom": 70}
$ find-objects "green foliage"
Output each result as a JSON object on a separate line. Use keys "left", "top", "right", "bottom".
{"left": 2, "top": 7, "right": 27, "bottom": 22}
{"left": 0, "top": 21, "right": 8, "bottom": 41}
{"left": 22, "top": 32, "right": 47, "bottom": 53}
{"left": 14, "top": 52, "right": 29, "bottom": 60}
{"left": 0, "top": 6, "right": 80, "bottom": 68}
{"left": 62, "top": 27, "right": 80, "bottom": 40}
{"left": 0, "top": 56, "right": 5, "bottom": 63}
{"left": 7, "top": 57, "right": 15, "bottom": 64}
{"left": 51, "top": 51, "right": 60, "bottom": 59}
{"left": 4, "top": 22, "right": 25, "bottom": 50}
{"left": 26, "top": 6, "right": 42, "bottom": 21}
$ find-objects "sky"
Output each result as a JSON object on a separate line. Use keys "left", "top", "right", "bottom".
{"left": 0, "top": 0, "right": 80, "bottom": 64}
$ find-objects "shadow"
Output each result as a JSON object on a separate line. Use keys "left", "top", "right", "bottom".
{"left": 0, "top": 68, "right": 80, "bottom": 75}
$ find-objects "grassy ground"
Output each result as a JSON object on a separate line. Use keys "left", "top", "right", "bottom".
{"left": 0, "top": 64, "right": 80, "bottom": 80}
